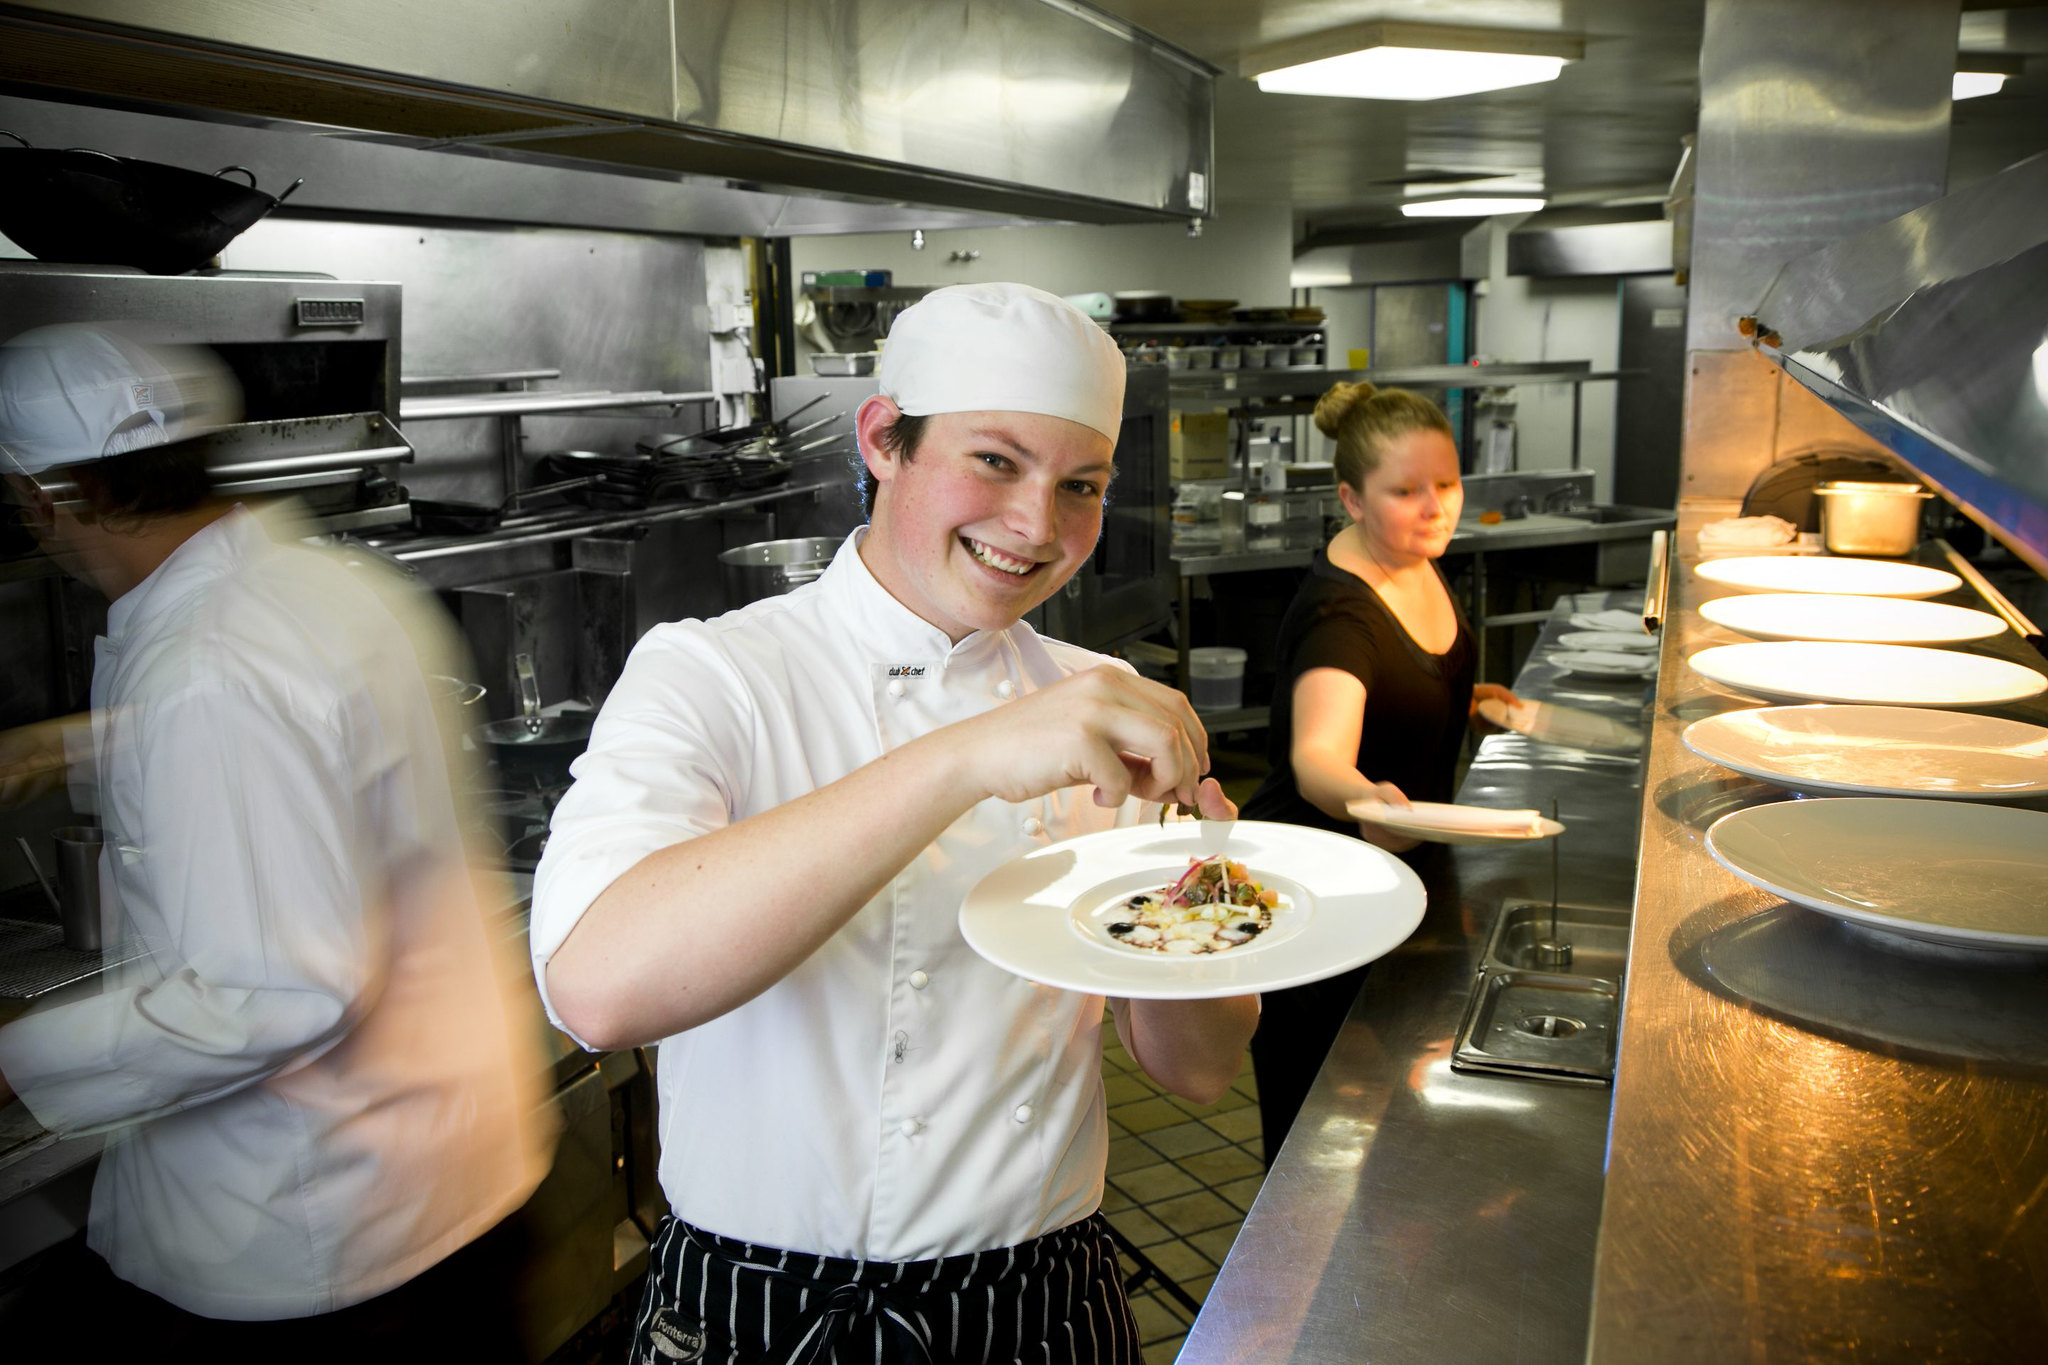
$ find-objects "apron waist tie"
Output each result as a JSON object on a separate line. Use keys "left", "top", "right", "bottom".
{"left": 678, "top": 1222, "right": 936, "bottom": 1365}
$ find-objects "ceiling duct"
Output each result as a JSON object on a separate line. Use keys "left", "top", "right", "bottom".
{"left": 1506, "top": 207, "right": 1673, "bottom": 278}
{"left": 1753, "top": 151, "right": 2048, "bottom": 577}
{"left": 0, "top": 0, "right": 1215, "bottom": 226}
{"left": 1292, "top": 224, "right": 1486, "bottom": 288}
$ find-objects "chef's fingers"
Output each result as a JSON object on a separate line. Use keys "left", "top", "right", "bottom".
{"left": 1194, "top": 777, "right": 1236, "bottom": 821}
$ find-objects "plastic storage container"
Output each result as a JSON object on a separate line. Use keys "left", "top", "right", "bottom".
{"left": 1188, "top": 646, "right": 1247, "bottom": 713}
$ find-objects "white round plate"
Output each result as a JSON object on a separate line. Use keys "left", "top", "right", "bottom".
{"left": 1569, "top": 609, "right": 1649, "bottom": 632}
{"left": 1345, "top": 798, "right": 1567, "bottom": 845}
{"left": 1683, "top": 704, "right": 2048, "bottom": 799}
{"left": 1695, "top": 556, "right": 1960, "bottom": 599}
{"left": 1558, "top": 630, "right": 1659, "bottom": 652}
{"left": 959, "top": 821, "right": 1425, "bottom": 999}
{"left": 1706, "top": 798, "right": 2048, "bottom": 948}
{"left": 1551, "top": 649, "right": 1657, "bottom": 678}
{"left": 1688, "top": 642, "right": 2046, "bottom": 708}
{"left": 1699, "top": 593, "right": 2005, "bottom": 645}
{"left": 1480, "top": 697, "right": 1641, "bottom": 753}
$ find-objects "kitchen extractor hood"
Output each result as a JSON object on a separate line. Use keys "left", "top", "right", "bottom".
{"left": 1751, "top": 151, "right": 2048, "bottom": 577}
{"left": 0, "top": 0, "right": 1215, "bottom": 226}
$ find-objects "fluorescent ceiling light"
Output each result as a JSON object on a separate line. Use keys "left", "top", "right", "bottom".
{"left": 1952, "top": 71, "right": 2009, "bottom": 100}
{"left": 1243, "top": 21, "right": 1583, "bottom": 102}
{"left": 1259, "top": 49, "right": 1567, "bottom": 100}
{"left": 1403, "top": 197, "right": 1547, "bottom": 218}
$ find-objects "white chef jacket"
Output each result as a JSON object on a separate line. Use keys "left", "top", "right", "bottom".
{"left": 0, "top": 507, "right": 550, "bottom": 1320}
{"left": 530, "top": 529, "right": 1147, "bottom": 1263}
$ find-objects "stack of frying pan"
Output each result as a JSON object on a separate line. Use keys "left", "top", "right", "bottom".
{"left": 537, "top": 405, "right": 847, "bottom": 510}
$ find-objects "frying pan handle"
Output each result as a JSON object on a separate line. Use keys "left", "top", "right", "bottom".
{"left": 0, "top": 130, "right": 30, "bottom": 149}
{"left": 214, "top": 165, "right": 258, "bottom": 188}
{"left": 273, "top": 177, "right": 304, "bottom": 205}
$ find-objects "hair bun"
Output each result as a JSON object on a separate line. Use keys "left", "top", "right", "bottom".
{"left": 1312, "top": 380, "right": 1378, "bottom": 438}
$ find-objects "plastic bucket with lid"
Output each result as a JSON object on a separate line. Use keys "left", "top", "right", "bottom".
{"left": 1188, "top": 646, "right": 1247, "bottom": 712}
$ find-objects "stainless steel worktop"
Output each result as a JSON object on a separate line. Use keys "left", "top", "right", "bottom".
{"left": 1184, "top": 590, "right": 1651, "bottom": 1364}
{"left": 1585, "top": 521, "right": 2048, "bottom": 1360}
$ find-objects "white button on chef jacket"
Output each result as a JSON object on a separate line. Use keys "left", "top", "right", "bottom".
{"left": 532, "top": 529, "right": 1154, "bottom": 1263}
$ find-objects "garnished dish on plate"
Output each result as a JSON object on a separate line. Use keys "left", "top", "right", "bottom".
{"left": 1105, "top": 854, "right": 1278, "bottom": 954}
{"left": 959, "top": 821, "right": 1425, "bottom": 999}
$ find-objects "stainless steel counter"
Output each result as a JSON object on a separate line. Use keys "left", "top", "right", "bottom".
{"left": 1585, "top": 520, "right": 2048, "bottom": 1360}
{"left": 1184, "top": 590, "right": 1651, "bottom": 1364}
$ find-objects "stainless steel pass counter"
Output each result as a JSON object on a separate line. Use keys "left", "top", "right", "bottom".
{"left": 1585, "top": 523, "right": 2048, "bottom": 1361}
{"left": 1184, "top": 591, "right": 1651, "bottom": 1363}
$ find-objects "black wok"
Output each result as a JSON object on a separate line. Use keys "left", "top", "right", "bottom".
{"left": 0, "top": 131, "right": 302, "bottom": 276}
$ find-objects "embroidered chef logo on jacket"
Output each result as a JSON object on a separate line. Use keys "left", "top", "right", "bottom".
{"left": 887, "top": 665, "right": 927, "bottom": 678}
{"left": 640, "top": 1307, "right": 706, "bottom": 1362}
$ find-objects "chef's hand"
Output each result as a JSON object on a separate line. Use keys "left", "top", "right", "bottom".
{"left": 0, "top": 717, "right": 78, "bottom": 808}
{"left": 951, "top": 666, "right": 1211, "bottom": 810}
{"left": 1470, "top": 683, "right": 1520, "bottom": 734}
{"left": 1350, "top": 779, "right": 1421, "bottom": 853}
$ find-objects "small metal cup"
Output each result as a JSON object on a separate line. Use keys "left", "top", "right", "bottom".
{"left": 52, "top": 825, "right": 104, "bottom": 952}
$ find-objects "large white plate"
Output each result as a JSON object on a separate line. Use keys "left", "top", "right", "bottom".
{"left": 1345, "top": 798, "right": 1567, "bottom": 845}
{"left": 1706, "top": 799, "right": 2048, "bottom": 948}
{"left": 1688, "top": 641, "right": 2047, "bottom": 708}
{"left": 1695, "top": 555, "right": 1960, "bottom": 599}
{"left": 1551, "top": 649, "right": 1657, "bottom": 678}
{"left": 1683, "top": 704, "right": 2048, "bottom": 798}
{"left": 959, "top": 821, "right": 1425, "bottom": 999}
{"left": 1558, "top": 630, "right": 1659, "bottom": 652}
{"left": 1699, "top": 593, "right": 2006, "bottom": 645}
{"left": 1480, "top": 697, "right": 1641, "bottom": 753}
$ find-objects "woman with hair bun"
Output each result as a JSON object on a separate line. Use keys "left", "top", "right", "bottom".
{"left": 1239, "top": 380, "right": 1516, "bottom": 1163}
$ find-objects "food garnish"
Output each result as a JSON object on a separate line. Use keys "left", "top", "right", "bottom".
{"left": 1106, "top": 854, "right": 1278, "bottom": 955}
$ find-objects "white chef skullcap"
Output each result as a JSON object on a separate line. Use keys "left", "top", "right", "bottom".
{"left": 879, "top": 283, "right": 1125, "bottom": 442}
{"left": 0, "top": 325, "right": 238, "bottom": 477}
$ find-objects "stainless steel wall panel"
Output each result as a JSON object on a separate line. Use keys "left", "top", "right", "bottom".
{"left": 1685, "top": 0, "right": 1956, "bottom": 357}
{"left": 671, "top": 0, "right": 1213, "bottom": 217}
{"left": 4, "top": 0, "right": 1213, "bottom": 224}
{"left": 8, "top": 0, "right": 679, "bottom": 121}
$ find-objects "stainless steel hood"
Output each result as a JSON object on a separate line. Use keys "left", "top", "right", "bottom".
{"left": 0, "top": 0, "right": 1214, "bottom": 227}
{"left": 1753, "top": 151, "right": 2048, "bottom": 576}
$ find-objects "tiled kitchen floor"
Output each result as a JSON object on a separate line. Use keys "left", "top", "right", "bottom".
{"left": 1101, "top": 1018, "right": 1265, "bottom": 1365}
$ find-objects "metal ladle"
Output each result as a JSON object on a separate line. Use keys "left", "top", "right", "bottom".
{"left": 1532, "top": 798, "right": 1573, "bottom": 968}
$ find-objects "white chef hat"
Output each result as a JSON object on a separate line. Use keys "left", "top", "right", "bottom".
{"left": 879, "top": 282, "right": 1125, "bottom": 442}
{"left": 0, "top": 325, "right": 237, "bottom": 478}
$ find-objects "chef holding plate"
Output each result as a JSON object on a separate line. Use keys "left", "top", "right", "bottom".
{"left": 531, "top": 283, "right": 1256, "bottom": 1364}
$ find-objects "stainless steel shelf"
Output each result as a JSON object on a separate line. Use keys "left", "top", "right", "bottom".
{"left": 1168, "top": 362, "right": 1635, "bottom": 405}
{"left": 398, "top": 389, "right": 716, "bottom": 421}
{"left": 381, "top": 478, "right": 840, "bottom": 563}
{"left": 400, "top": 368, "right": 561, "bottom": 391}
{"left": 803, "top": 286, "right": 935, "bottom": 304}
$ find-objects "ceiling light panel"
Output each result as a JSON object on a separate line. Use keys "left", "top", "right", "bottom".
{"left": 1952, "top": 71, "right": 2009, "bottom": 100}
{"left": 1243, "top": 21, "right": 1584, "bottom": 103}
{"left": 1402, "top": 197, "right": 1548, "bottom": 217}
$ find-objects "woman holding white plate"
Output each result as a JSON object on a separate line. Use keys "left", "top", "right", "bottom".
{"left": 1239, "top": 381, "right": 1515, "bottom": 1163}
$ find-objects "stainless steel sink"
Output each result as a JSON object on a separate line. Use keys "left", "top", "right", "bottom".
{"left": 1452, "top": 899, "right": 1630, "bottom": 1084}
{"left": 1557, "top": 503, "right": 1675, "bottom": 526}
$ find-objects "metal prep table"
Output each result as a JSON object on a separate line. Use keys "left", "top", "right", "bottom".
{"left": 1182, "top": 589, "right": 1651, "bottom": 1363}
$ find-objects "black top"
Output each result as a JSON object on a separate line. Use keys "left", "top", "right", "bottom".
{"left": 1241, "top": 549, "right": 1476, "bottom": 837}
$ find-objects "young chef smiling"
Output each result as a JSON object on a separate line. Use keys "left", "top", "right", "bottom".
{"left": 531, "top": 283, "right": 1257, "bottom": 1364}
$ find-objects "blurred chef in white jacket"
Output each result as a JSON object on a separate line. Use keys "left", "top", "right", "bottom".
{"left": 0, "top": 325, "right": 551, "bottom": 1356}
{"left": 533, "top": 283, "right": 1258, "bottom": 1365}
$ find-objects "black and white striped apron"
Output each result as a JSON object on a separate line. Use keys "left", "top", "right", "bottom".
{"left": 629, "top": 1213, "right": 1142, "bottom": 1365}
